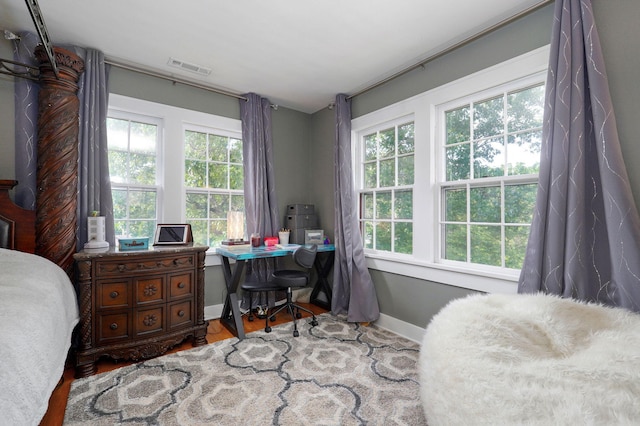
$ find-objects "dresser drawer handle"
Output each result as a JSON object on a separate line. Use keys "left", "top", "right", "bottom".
{"left": 110, "top": 323, "right": 118, "bottom": 330}
{"left": 178, "top": 282, "right": 185, "bottom": 289}
{"left": 144, "top": 284, "right": 158, "bottom": 297}
{"left": 110, "top": 291, "right": 119, "bottom": 299}
{"left": 143, "top": 314, "right": 158, "bottom": 327}
{"left": 178, "top": 310, "right": 185, "bottom": 317}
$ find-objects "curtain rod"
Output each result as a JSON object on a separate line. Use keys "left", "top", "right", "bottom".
{"left": 105, "top": 58, "right": 249, "bottom": 102}
{"left": 347, "top": 0, "right": 554, "bottom": 100}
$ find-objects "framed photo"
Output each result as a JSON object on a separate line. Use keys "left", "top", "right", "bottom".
{"left": 153, "top": 224, "right": 192, "bottom": 245}
{"left": 304, "top": 229, "right": 324, "bottom": 245}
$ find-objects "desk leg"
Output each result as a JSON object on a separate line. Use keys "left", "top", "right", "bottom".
{"left": 310, "top": 251, "right": 334, "bottom": 310}
{"left": 220, "top": 257, "right": 246, "bottom": 339}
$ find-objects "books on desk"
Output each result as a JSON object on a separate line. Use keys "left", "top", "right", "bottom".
{"left": 222, "top": 243, "right": 251, "bottom": 250}
{"left": 221, "top": 240, "right": 249, "bottom": 246}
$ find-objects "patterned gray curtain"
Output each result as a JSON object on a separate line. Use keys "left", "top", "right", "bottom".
{"left": 332, "top": 94, "right": 380, "bottom": 322}
{"left": 240, "top": 93, "right": 280, "bottom": 296}
{"left": 13, "top": 33, "right": 114, "bottom": 248}
{"left": 518, "top": 0, "right": 640, "bottom": 311}
{"left": 12, "top": 31, "right": 40, "bottom": 210}
{"left": 70, "top": 47, "right": 114, "bottom": 249}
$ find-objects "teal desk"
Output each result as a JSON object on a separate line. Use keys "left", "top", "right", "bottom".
{"left": 217, "top": 244, "right": 335, "bottom": 339}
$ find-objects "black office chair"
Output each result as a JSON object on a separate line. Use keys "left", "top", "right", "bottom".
{"left": 240, "top": 279, "right": 281, "bottom": 323}
{"left": 266, "top": 244, "right": 318, "bottom": 337}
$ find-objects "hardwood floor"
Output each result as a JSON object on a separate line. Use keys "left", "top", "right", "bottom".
{"left": 39, "top": 303, "right": 327, "bottom": 426}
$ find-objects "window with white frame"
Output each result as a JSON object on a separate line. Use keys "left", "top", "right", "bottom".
{"left": 358, "top": 120, "right": 414, "bottom": 254}
{"left": 352, "top": 46, "right": 548, "bottom": 291}
{"left": 107, "top": 112, "right": 161, "bottom": 238}
{"left": 439, "top": 83, "right": 544, "bottom": 270}
{"left": 107, "top": 94, "right": 243, "bottom": 252}
{"left": 184, "top": 127, "right": 244, "bottom": 247}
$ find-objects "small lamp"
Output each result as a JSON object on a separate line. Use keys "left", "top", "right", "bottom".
{"left": 222, "top": 211, "right": 246, "bottom": 245}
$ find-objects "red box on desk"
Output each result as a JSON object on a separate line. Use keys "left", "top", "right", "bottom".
{"left": 264, "top": 236, "right": 279, "bottom": 247}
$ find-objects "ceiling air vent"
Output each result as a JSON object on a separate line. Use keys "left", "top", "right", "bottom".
{"left": 167, "top": 57, "right": 212, "bottom": 76}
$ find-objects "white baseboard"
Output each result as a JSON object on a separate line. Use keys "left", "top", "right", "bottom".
{"left": 204, "top": 304, "right": 224, "bottom": 321}
{"left": 373, "top": 313, "right": 426, "bottom": 344}
{"left": 204, "top": 303, "right": 426, "bottom": 344}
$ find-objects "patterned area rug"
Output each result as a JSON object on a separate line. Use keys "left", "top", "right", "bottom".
{"left": 63, "top": 314, "right": 425, "bottom": 425}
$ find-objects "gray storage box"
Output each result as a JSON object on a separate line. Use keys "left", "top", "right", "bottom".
{"left": 290, "top": 229, "right": 306, "bottom": 244}
{"left": 287, "top": 204, "right": 315, "bottom": 215}
{"left": 286, "top": 214, "right": 318, "bottom": 229}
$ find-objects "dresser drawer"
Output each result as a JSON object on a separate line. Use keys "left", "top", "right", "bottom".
{"left": 94, "top": 253, "right": 197, "bottom": 278}
{"left": 169, "top": 272, "right": 193, "bottom": 300}
{"left": 135, "top": 306, "right": 165, "bottom": 337}
{"left": 96, "top": 280, "right": 130, "bottom": 309}
{"left": 135, "top": 276, "right": 165, "bottom": 305}
{"left": 169, "top": 300, "right": 193, "bottom": 329}
{"left": 97, "top": 311, "right": 131, "bottom": 345}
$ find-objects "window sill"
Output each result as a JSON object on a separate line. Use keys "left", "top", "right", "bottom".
{"left": 365, "top": 254, "right": 518, "bottom": 294}
{"left": 204, "top": 248, "right": 224, "bottom": 267}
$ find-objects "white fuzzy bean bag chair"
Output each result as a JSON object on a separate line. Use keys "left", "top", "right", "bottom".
{"left": 419, "top": 293, "right": 640, "bottom": 425}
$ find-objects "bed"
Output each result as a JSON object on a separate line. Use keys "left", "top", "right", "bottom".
{"left": 0, "top": 180, "right": 79, "bottom": 426}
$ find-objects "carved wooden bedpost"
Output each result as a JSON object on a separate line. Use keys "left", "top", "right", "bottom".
{"left": 35, "top": 46, "right": 84, "bottom": 275}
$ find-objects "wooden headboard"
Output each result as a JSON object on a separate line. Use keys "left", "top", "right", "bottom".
{"left": 0, "top": 180, "right": 36, "bottom": 253}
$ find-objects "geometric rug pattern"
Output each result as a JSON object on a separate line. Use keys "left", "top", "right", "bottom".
{"left": 63, "top": 313, "right": 426, "bottom": 425}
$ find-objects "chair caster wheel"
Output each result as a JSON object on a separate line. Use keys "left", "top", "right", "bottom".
{"left": 310, "top": 320, "right": 318, "bottom": 326}
{"left": 295, "top": 312, "right": 302, "bottom": 319}
{"left": 270, "top": 316, "right": 276, "bottom": 322}
{"left": 293, "top": 330, "right": 299, "bottom": 337}
{"left": 265, "top": 326, "right": 272, "bottom": 333}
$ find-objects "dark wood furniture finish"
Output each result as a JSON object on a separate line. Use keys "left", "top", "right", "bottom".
{"left": 0, "top": 180, "right": 36, "bottom": 253}
{"left": 35, "top": 46, "right": 85, "bottom": 276}
{"left": 73, "top": 245, "right": 209, "bottom": 378}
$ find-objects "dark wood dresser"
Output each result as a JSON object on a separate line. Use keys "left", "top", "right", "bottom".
{"left": 73, "top": 244, "right": 209, "bottom": 378}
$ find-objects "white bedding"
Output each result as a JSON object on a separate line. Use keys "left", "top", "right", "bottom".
{"left": 0, "top": 248, "right": 79, "bottom": 426}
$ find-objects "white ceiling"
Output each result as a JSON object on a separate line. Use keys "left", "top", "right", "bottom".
{"left": 1, "top": 0, "right": 544, "bottom": 113}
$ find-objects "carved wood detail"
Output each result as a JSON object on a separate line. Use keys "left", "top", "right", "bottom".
{"left": 34, "top": 46, "right": 85, "bottom": 275}
{"left": 0, "top": 180, "right": 36, "bottom": 253}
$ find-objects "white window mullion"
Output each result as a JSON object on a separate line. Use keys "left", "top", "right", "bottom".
{"left": 351, "top": 44, "right": 549, "bottom": 289}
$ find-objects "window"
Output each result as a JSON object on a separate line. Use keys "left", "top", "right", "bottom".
{"left": 352, "top": 46, "right": 549, "bottom": 292}
{"left": 440, "top": 84, "right": 543, "bottom": 269}
{"left": 107, "top": 113, "right": 161, "bottom": 238}
{"left": 359, "top": 120, "right": 414, "bottom": 254}
{"left": 107, "top": 94, "right": 243, "bottom": 257}
{"left": 184, "top": 128, "right": 244, "bottom": 246}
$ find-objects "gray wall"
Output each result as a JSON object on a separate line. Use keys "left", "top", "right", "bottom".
{"left": 0, "top": 41, "right": 15, "bottom": 179}
{"left": 2, "top": 0, "right": 638, "bottom": 329}
{"left": 308, "top": 107, "right": 335, "bottom": 241}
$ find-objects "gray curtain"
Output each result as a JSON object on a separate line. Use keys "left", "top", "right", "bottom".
{"left": 240, "top": 93, "right": 281, "bottom": 302}
{"left": 71, "top": 47, "right": 115, "bottom": 249}
{"left": 12, "top": 34, "right": 114, "bottom": 248}
{"left": 332, "top": 94, "right": 380, "bottom": 322}
{"left": 518, "top": 0, "right": 640, "bottom": 312}
{"left": 12, "top": 31, "right": 40, "bottom": 210}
